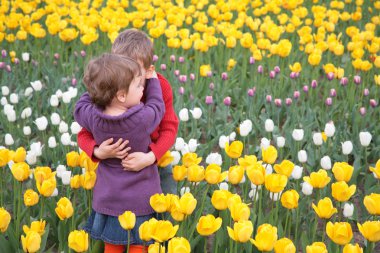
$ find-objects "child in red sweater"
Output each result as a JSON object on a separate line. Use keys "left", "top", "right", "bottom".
{"left": 77, "top": 29, "right": 179, "bottom": 253}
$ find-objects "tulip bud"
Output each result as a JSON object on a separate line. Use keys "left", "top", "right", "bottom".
{"left": 292, "top": 129, "right": 304, "bottom": 141}
{"left": 221, "top": 72, "right": 228, "bottom": 80}
{"left": 249, "top": 57, "right": 255, "bottom": 64}
{"left": 48, "top": 136, "right": 57, "bottom": 148}
{"left": 152, "top": 55, "right": 158, "bottom": 62}
{"left": 10, "top": 93, "right": 19, "bottom": 104}
{"left": 247, "top": 89, "right": 255, "bottom": 97}
{"left": 320, "top": 156, "right": 332, "bottom": 170}
{"left": 190, "top": 108, "right": 202, "bottom": 119}
{"left": 325, "top": 122, "right": 335, "bottom": 137}
{"left": 302, "top": 182, "right": 313, "bottom": 195}
{"left": 179, "top": 57, "right": 185, "bottom": 63}
{"left": 208, "top": 82, "right": 214, "bottom": 90}
{"left": 223, "top": 97, "right": 231, "bottom": 106}
{"left": 188, "top": 139, "right": 198, "bottom": 152}
{"left": 340, "top": 77, "right": 348, "bottom": 86}
{"left": 240, "top": 120, "right": 252, "bottom": 136}
{"left": 5, "top": 133, "right": 14, "bottom": 145}
{"left": 265, "top": 119, "right": 274, "bottom": 132}
{"left": 1, "top": 86, "right": 9, "bottom": 95}
{"left": 325, "top": 97, "right": 333, "bottom": 106}
{"left": 23, "top": 126, "right": 31, "bottom": 136}
{"left": 330, "top": 89, "right": 337, "bottom": 97}
{"left": 59, "top": 121, "right": 68, "bottom": 133}
{"left": 178, "top": 108, "right": 189, "bottom": 121}
{"left": 313, "top": 133, "right": 323, "bottom": 146}
{"left": 60, "top": 133, "right": 71, "bottom": 146}
{"left": 343, "top": 203, "right": 354, "bottom": 217}
{"left": 5, "top": 65, "right": 11, "bottom": 72}
{"left": 327, "top": 72, "right": 334, "bottom": 80}
{"left": 160, "top": 64, "right": 166, "bottom": 71}
{"left": 285, "top": 98, "right": 292, "bottom": 106}
{"left": 353, "top": 75, "right": 361, "bottom": 85}
{"left": 290, "top": 72, "right": 296, "bottom": 79}
{"left": 266, "top": 95, "right": 272, "bottom": 103}
{"left": 270, "top": 71, "right": 276, "bottom": 79}
{"left": 298, "top": 150, "right": 307, "bottom": 163}
{"left": 257, "top": 65, "right": 263, "bottom": 73}
{"left": 359, "top": 132, "right": 372, "bottom": 147}
{"left": 303, "top": 85, "right": 309, "bottom": 93}
{"left": 170, "top": 55, "right": 175, "bottom": 62}
{"left": 260, "top": 138, "right": 270, "bottom": 150}
{"left": 311, "top": 80, "right": 318, "bottom": 88}
{"left": 174, "top": 70, "right": 180, "bottom": 76}
{"left": 274, "top": 66, "right": 280, "bottom": 73}
{"left": 274, "top": 99, "right": 282, "bottom": 107}
{"left": 359, "top": 107, "right": 366, "bottom": 116}
{"left": 205, "top": 95, "right": 213, "bottom": 105}
{"left": 293, "top": 91, "right": 300, "bottom": 99}
{"left": 370, "top": 99, "right": 377, "bottom": 108}
{"left": 219, "top": 135, "right": 229, "bottom": 149}
{"left": 0, "top": 62, "right": 4, "bottom": 69}
{"left": 276, "top": 136, "right": 285, "bottom": 148}
{"left": 341, "top": 141, "right": 353, "bottom": 155}
{"left": 363, "top": 88, "right": 369, "bottom": 96}
{"left": 291, "top": 165, "right": 303, "bottom": 179}
{"left": 61, "top": 171, "right": 72, "bottom": 185}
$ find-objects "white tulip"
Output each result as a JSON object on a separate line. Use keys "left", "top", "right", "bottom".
{"left": 35, "top": 116, "right": 48, "bottom": 130}
{"left": 59, "top": 121, "right": 68, "bottom": 133}
{"left": 174, "top": 137, "right": 185, "bottom": 151}
{"left": 178, "top": 108, "right": 189, "bottom": 121}
{"left": 49, "top": 188, "right": 58, "bottom": 197}
{"left": 48, "top": 136, "right": 57, "bottom": 148}
{"left": 21, "top": 107, "right": 32, "bottom": 119}
{"left": 30, "top": 80, "right": 42, "bottom": 91}
{"left": 239, "top": 119, "right": 253, "bottom": 136}
{"left": 190, "top": 107, "right": 202, "bottom": 119}
{"left": 56, "top": 165, "right": 67, "bottom": 178}
{"left": 24, "top": 87, "right": 33, "bottom": 97}
{"left": 218, "top": 135, "right": 229, "bottom": 149}
{"left": 6, "top": 109, "right": 16, "bottom": 122}
{"left": 180, "top": 143, "right": 190, "bottom": 155}
{"left": 171, "top": 151, "right": 181, "bottom": 165}
{"left": 260, "top": 137, "right": 270, "bottom": 149}
{"left": 70, "top": 122, "right": 81, "bottom": 134}
{"left": 50, "top": 113, "right": 61, "bottom": 125}
{"left": 26, "top": 151, "right": 37, "bottom": 165}
{"left": 269, "top": 192, "right": 281, "bottom": 201}
{"left": 180, "top": 187, "right": 190, "bottom": 196}
{"left": 343, "top": 203, "right": 354, "bottom": 217}
{"left": 342, "top": 141, "right": 353, "bottom": 155}
{"left": 276, "top": 136, "right": 285, "bottom": 148}
{"left": 324, "top": 122, "right": 336, "bottom": 137}
{"left": 70, "top": 141, "right": 77, "bottom": 147}
{"left": 9, "top": 93, "right": 19, "bottom": 104}
{"left": 30, "top": 142, "right": 42, "bottom": 156}
{"left": 50, "top": 95, "right": 59, "bottom": 107}
{"left": 219, "top": 182, "right": 229, "bottom": 190}
{"left": 1, "top": 86, "right": 9, "bottom": 96}
{"left": 291, "top": 165, "right": 303, "bottom": 179}
{"left": 1, "top": 97, "right": 7, "bottom": 105}
{"left": 5, "top": 133, "right": 14, "bottom": 145}
{"left": 205, "top": 153, "right": 223, "bottom": 166}
{"left": 22, "top": 52, "right": 30, "bottom": 62}
{"left": 188, "top": 139, "right": 198, "bottom": 152}
{"left": 292, "top": 129, "right": 304, "bottom": 141}
{"left": 298, "top": 150, "right": 307, "bottom": 163}
{"left": 320, "top": 156, "right": 332, "bottom": 170}
{"left": 229, "top": 132, "right": 236, "bottom": 141}
{"left": 248, "top": 189, "right": 259, "bottom": 201}
{"left": 23, "top": 126, "right": 31, "bottom": 136}
{"left": 3, "top": 104, "right": 13, "bottom": 115}
{"left": 313, "top": 132, "right": 323, "bottom": 146}
{"left": 302, "top": 182, "right": 313, "bottom": 195}
{"left": 264, "top": 164, "right": 273, "bottom": 175}
{"left": 68, "top": 87, "right": 78, "bottom": 98}
{"left": 60, "top": 133, "right": 71, "bottom": 145}
{"left": 55, "top": 89, "right": 63, "bottom": 98}
{"left": 62, "top": 91, "right": 72, "bottom": 104}
{"left": 265, "top": 119, "right": 274, "bottom": 132}
{"left": 61, "top": 171, "right": 72, "bottom": 185}
{"left": 359, "top": 132, "right": 372, "bottom": 147}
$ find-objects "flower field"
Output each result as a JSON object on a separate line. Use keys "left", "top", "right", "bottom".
{"left": 0, "top": 0, "right": 380, "bottom": 252}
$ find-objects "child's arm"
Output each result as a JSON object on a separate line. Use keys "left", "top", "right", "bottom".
{"left": 73, "top": 92, "right": 95, "bottom": 132}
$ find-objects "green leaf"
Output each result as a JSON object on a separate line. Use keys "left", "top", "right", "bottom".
{"left": 0, "top": 235, "right": 14, "bottom": 253}
{"left": 40, "top": 223, "right": 50, "bottom": 252}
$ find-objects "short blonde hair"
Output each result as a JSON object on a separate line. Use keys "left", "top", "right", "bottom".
{"left": 83, "top": 53, "right": 141, "bottom": 108}
{"left": 111, "top": 29, "right": 153, "bottom": 69}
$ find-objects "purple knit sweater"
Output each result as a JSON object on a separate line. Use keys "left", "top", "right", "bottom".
{"left": 74, "top": 78, "right": 165, "bottom": 216}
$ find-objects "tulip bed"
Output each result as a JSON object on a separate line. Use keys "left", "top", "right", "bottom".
{"left": 0, "top": 0, "right": 380, "bottom": 252}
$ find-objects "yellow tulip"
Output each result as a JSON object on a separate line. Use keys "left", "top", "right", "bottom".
{"left": 227, "top": 58, "right": 237, "bottom": 71}
{"left": 23, "top": 220, "right": 46, "bottom": 236}
{"left": 80, "top": 171, "right": 96, "bottom": 190}
{"left": 289, "top": 62, "right": 302, "bottom": 73}
{"left": 200, "top": 64, "right": 211, "bottom": 77}
{"left": 148, "top": 242, "right": 165, "bottom": 253}
{"left": 205, "top": 164, "right": 227, "bottom": 184}
{"left": 66, "top": 151, "right": 80, "bottom": 167}
{"left": 308, "top": 53, "right": 322, "bottom": 66}
{"left": 187, "top": 164, "right": 205, "bottom": 182}
{"left": 169, "top": 197, "right": 185, "bottom": 222}
{"left": 150, "top": 220, "right": 179, "bottom": 243}
{"left": 179, "top": 192, "right": 197, "bottom": 215}
{"left": 374, "top": 75, "right": 380, "bottom": 86}
{"left": 55, "top": 197, "right": 74, "bottom": 220}
{"left": 312, "top": 197, "right": 338, "bottom": 219}
{"left": 150, "top": 193, "right": 171, "bottom": 213}
{"left": 196, "top": 214, "right": 222, "bottom": 236}
{"left": 168, "top": 237, "right": 191, "bottom": 253}
{"left": 274, "top": 160, "right": 295, "bottom": 177}
{"left": 250, "top": 224, "right": 278, "bottom": 251}
{"left": 229, "top": 202, "right": 250, "bottom": 222}
{"left": 246, "top": 162, "right": 266, "bottom": 185}
{"left": 0, "top": 149, "right": 10, "bottom": 167}
{"left": 262, "top": 145, "right": 278, "bottom": 164}
{"left": 118, "top": 211, "right": 136, "bottom": 230}
{"left": 369, "top": 159, "right": 380, "bottom": 178}
{"left": 303, "top": 169, "right": 331, "bottom": 189}
{"left": 225, "top": 141, "right": 243, "bottom": 159}
{"left": 59, "top": 28, "right": 79, "bottom": 42}
{"left": 332, "top": 162, "right": 354, "bottom": 182}
{"left": 364, "top": 193, "right": 380, "bottom": 215}
{"left": 228, "top": 165, "right": 245, "bottom": 185}
{"left": 139, "top": 218, "right": 158, "bottom": 241}
{"left": 331, "top": 181, "right": 356, "bottom": 202}
{"left": 274, "top": 237, "right": 296, "bottom": 253}
{"left": 182, "top": 153, "right": 202, "bottom": 167}
{"left": 265, "top": 174, "right": 288, "bottom": 193}
{"left": 281, "top": 190, "right": 299, "bottom": 209}
{"left": 79, "top": 152, "right": 98, "bottom": 172}
{"left": 21, "top": 231, "right": 41, "bottom": 253}
{"left": 70, "top": 175, "right": 82, "bottom": 189}
{"left": 326, "top": 221, "right": 353, "bottom": 245}
{"left": 36, "top": 176, "right": 56, "bottom": 197}
{"left": 238, "top": 155, "right": 258, "bottom": 169}
{"left": 227, "top": 220, "right": 253, "bottom": 243}
{"left": 68, "top": 230, "right": 89, "bottom": 252}
{"left": 11, "top": 162, "right": 30, "bottom": 182}
{"left": 157, "top": 151, "right": 174, "bottom": 168}
{"left": 24, "top": 189, "right": 39, "bottom": 207}
{"left": 357, "top": 221, "right": 380, "bottom": 242}
{"left": 13, "top": 147, "right": 26, "bottom": 162}
{"left": 226, "top": 36, "right": 236, "bottom": 48}
{"left": 34, "top": 167, "right": 53, "bottom": 184}
{"left": 306, "top": 242, "right": 327, "bottom": 253}
{"left": 211, "top": 190, "right": 232, "bottom": 210}
{"left": 343, "top": 243, "right": 363, "bottom": 253}
{"left": 172, "top": 165, "right": 187, "bottom": 181}
{"left": 0, "top": 207, "right": 11, "bottom": 233}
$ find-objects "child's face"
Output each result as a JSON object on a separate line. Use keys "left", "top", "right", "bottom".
{"left": 124, "top": 74, "right": 144, "bottom": 107}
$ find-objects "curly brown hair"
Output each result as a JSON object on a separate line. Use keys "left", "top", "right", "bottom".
{"left": 83, "top": 53, "right": 141, "bottom": 108}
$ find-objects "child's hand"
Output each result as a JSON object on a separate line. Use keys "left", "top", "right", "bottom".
{"left": 93, "top": 138, "right": 130, "bottom": 160}
{"left": 145, "top": 65, "right": 157, "bottom": 79}
{"left": 122, "top": 151, "right": 156, "bottom": 171}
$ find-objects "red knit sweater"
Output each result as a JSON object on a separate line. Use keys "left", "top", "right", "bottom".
{"left": 77, "top": 73, "right": 179, "bottom": 162}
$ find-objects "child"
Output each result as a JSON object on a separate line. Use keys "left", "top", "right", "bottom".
{"left": 77, "top": 29, "right": 179, "bottom": 196}
{"left": 74, "top": 53, "right": 165, "bottom": 253}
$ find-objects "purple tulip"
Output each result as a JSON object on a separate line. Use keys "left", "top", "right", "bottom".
{"left": 80, "top": 50, "right": 86, "bottom": 57}
{"left": 266, "top": 95, "right": 272, "bottom": 103}
{"left": 178, "top": 86, "right": 185, "bottom": 95}
{"left": 1, "top": 50, "right": 7, "bottom": 58}
{"left": 209, "top": 82, "right": 215, "bottom": 90}
{"left": 179, "top": 75, "right": 187, "bottom": 83}
{"left": 285, "top": 98, "right": 292, "bottom": 106}
{"left": 295, "top": 72, "right": 300, "bottom": 78}
{"left": 290, "top": 72, "right": 296, "bottom": 79}
{"left": 258, "top": 65, "right": 263, "bottom": 73}
{"left": 249, "top": 57, "right": 255, "bottom": 64}
{"left": 160, "top": 64, "right": 166, "bottom": 71}
{"left": 340, "top": 77, "right": 348, "bottom": 86}
{"left": 14, "top": 58, "right": 20, "bottom": 65}
{"left": 190, "top": 73, "right": 195, "bottom": 80}
{"left": 72, "top": 78, "right": 77, "bottom": 86}
{"left": 174, "top": 70, "right": 180, "bottom": 76}
{"left": 54, "top": 53, "right": 60, "bottom": 60}
{"left": 224, "top": 97, "right": 231, "bottom": 106}
{"left": 293, "top": 90, "right": 300, "bottom": 99}
{"left": 0, "top": 62, "right": 5, "bottom": 68}
{"left": 247, "top": 89, "right": 255, "bottom": 97}
{"left": 363, "top": 88, "right": 369, "bottom": 96}
{"left": 354, "top": 75, "right": 361, "bottom": 85}
{"left": 274, "top": 99, "right": 282, "bottom": 107}
{"left": 369, "top": 99, "right": 377, "bottom": 108}
{"left": 327, "top": 72, "right": 335, "bottom": 80}
{"left": 152, "top": 55, "right": 159, "bottom": 62}
{"left": 221, "top": 72, "right": 228, "bottom": 80}
{"left": 205, "top": 96, "right": 213, "bottom": 105}
{"left": 303, "top": 85, "right": 309, "bottom": 93}
{"left": 325, "top": 97, "right": 332, "bottom": 106}
{"left": 170, "top": 55, "right": 176, "bottom": 62}
{"left": 179, "top": 56, "right": 184, "bottom": 63}
{"left": 270, "top": 71, "right": 276, "bottom": 79}
{"left": 5, "top": 65, "right": 11, "bottom": 72}
{"left": 330, "top": 89, "right": 337, "bottom": 97}
{"left": 359, "top": 107, "right": 366, "bottom": 116}
{"left": 274, "top": 66, "right": 280, "bottom": 73}
{"left": 207, "top": 71, "right": 212, "bottom": 77}
{"left": 311, "top": 80, "right": 318, "bottom": 88}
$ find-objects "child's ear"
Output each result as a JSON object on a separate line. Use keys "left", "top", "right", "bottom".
{"left": 116, "top": 90, "right": 127, "bottom": 103}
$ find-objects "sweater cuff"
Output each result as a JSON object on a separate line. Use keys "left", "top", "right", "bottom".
{"left": 149, "top": 143, "right": 164, "bottom": 161}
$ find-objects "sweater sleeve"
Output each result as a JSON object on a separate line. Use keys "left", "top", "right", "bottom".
{"left": 141, "top": 78, "right": 165, "bottom": 134}
{"left": 149, "top": 74, "right": 179, "bottom": 160}
{"left": 74, "top": 92, "right": 94, "bottom": 133}
{"left": 77, "top": 128, "right": 99, "bottom": 162}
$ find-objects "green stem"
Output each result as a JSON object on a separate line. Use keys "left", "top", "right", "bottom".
{"left": 39, "top": 197, "right": 45, "bottom": 220}
{"left": 71, "top": 191, "right": 76, "bottom": 230}
{"left": 0, "top": 168, "right": 3, "bottom": 206}
{"left": 284, "top": 210, "right": 290, "bottom": 238}
{"left": 188, "top": 185, "right": 210, "bottom": 238}
{"left": 15, "top": 181, "right": 21, "bottom": 240}
{"left": 204, "top": 237, "right": 207, "bottom": 253}
{"left": 312, "top": 216, "right": 318, "bottom": 243}
{"left": 127, "top": 230, "right": 131, "bottom": 253}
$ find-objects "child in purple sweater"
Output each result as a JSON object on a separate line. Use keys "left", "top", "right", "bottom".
{"left": 74, "top": 53, "right": 165, "bottom": 252}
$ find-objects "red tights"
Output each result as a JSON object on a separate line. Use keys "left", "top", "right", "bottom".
{"left": 104, "top": 243, "right": 147, "bottom": 253}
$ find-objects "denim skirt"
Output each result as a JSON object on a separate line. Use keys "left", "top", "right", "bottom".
{"left": 83, "top": 209, "right": 156, "bottom": 245}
